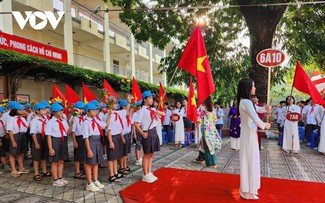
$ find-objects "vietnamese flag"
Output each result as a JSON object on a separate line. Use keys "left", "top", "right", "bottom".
{"left": 82, "top": 82, "right": 97, "bottom": 104}
{"left": 158, "top": 82, "right": 167, "bottom": 123}
{"left": 293, "top": 61, "right": 325, "bottom": 106}
{"left": 186, "top": 77, "right": 198, "bottom": 123}
{"left": 103, "top": 79, "right": 118, "bottom": 100}
{"left": 177, "top": 26, "right": 215, "bottom": 105}
{"left": 65, "top": 84, "right": 80, "bottom": 104}
{"left": 131, "top": 77, "right": 142, "bottom": 103}
{"left": 52, "top": 84, "right": 66, "bottom": 106}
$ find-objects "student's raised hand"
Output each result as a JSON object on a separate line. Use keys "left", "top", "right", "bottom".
{"left": 87, "top": 150, "right": 93, "bottom": 159}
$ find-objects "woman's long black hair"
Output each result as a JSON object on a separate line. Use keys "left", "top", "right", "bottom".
{"left": 203, "top": 96, "right": 213, "bottom": 112}
{"left": 236, "top": 78, "right": 254, "bottom": 115}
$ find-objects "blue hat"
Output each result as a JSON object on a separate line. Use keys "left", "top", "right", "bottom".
{"left": 84, "top": 102, "right": 97, "bottom": 112}
{"left": 74, "top": 101, "right": 85, "bottom": 109}
{"left": 142, "top": 91, "right": 153, "bottom": 99}
{"left": 50, "top": 103, "right": 63, "bottom": 112}
{"left": 100, "top": 102, "right": 107, "bottom": 108}
{"left": 40, "top": 100, "right": 50, "bottom": 108}
{"left": 90, "top": 100, "right": 100, "bottom": 109}
{"left": 8, "top": 101, "right": 14, "bottom": 108}
{"left": 136, "top": 101, "right": 142, "bottom": 107}
{"left": 24, "top": 103, "right": 31, "bottom": 108}
{"left": 11, "top": 102, "right": 24, "bottom": 110}
{"left": 0, "top": 106, "right": 4, "bottom": 113}
{"left": 34, "top": 103, "right": 46, "bottom": 111}
{"left": 119, "top": 100, "right": 127, "bottom": 109}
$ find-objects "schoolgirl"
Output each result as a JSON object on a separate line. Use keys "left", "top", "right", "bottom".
{"left": 71, "top": 101, "right": 86, "bottom": 179}
{"left": 7, "top": 102, "right": 30, "bottom": 177}
{"left": 134, "top": 91, "right": 165, "bottom": 183}
{"left": 0, "top": 106, "right": 9, "bottom": 174}
{"left": 30, "top": 102, "right": 51, "bottom": 181}
{"left": 45, "top": 103, "right": 72, "bottom": 187}
{"left": 82, "top": 102, "right": 110, "bottom": 192}
{"left": 132, "top": 101, "right": 143, "bottom": 166}
{"left": 173, "top": 101, "right": 185, "bottom": 148}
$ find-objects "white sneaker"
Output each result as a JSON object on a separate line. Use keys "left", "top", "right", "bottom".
{"left": 142, "top": 174, "right": 156, "bottom": 183}
{"left": 60, "top": 178, "right": 69, "bottom": 185}
{"left": 53, "top": 180, "right": 65, "bottom": 187}
{"left": 138, "top": 158, "right": 143, "bottom": 165}
{"left": 94, "top": 180, "right": 105, "bottom": 189}
{"left": 86, "top": 182, "right": 100, "bottom": 192}
{"left": 103, "top": 154, "right": 107, "bottom": 159}
{"left": 135, "top": 160, "right": 140, "bottom": 165}
{"left": 148, "top": 173, "right": 158, "bottom": 181}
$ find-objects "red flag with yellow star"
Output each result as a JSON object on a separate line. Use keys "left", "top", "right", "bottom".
{"left": 65, "top": 84, "right": 80, "bottom": 104}
{"left": 177, "top": 26, "right": 215, "bottom": 105}
{"left": 158, "top": 82, "right": 167, "bottom": 123}
{"left": 103, "top": 79, "right": 118, "bottom": 99}
{"left": 131, "top": 77, "right": 142, "bottom": 103}
{"left": 52, "top": 84, "right": 66, "bottom": 105}
{"left": 82, "top": 82, "right": 97, "bottom": 104}
{"left": 187, "top": 77, "right": 197, "bottom": 123}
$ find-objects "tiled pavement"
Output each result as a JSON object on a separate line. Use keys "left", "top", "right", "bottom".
{"left": 1, "top": 137, "right": 325, "bottom": 202}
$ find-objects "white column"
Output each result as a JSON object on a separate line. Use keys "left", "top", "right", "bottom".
{"left": 0, "top": 0, "right": 13, "bottom": 34}
{"left": 163, "top": 49, "right": 167, "bottom": 86}
{"left": 130, "top": 33, "right": 136, "bottom": 77}
{"left": 64, "top": 0, "right": 74, "bottom": 65}
{"left": 103, "top": 3, "right": 111, "bottom": 73}
{"left": 149, "top": 43, "right": 153, "bottom": 83}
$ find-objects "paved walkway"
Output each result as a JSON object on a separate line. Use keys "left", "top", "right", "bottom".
{"left": 1, "top": 137, "right": 325, "bottom": 202}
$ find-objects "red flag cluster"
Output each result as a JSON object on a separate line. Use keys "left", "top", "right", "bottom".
{"left": 131, "top": 77, "right": 142, "bottom": 103}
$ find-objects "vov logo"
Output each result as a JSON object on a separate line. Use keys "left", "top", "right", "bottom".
{"left": 12, "top": 11, "right": 65, "bottom": 30}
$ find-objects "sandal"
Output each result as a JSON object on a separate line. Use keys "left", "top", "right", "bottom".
{"left": 125, "top": 166, "right": 133, "bottom": 172}
{"left": 42, "top": 172, "right": 52, "bottom": 177}
{"left": 18, "top": 168, "right": 30, "bottom": 174}
{"left": 109, "top": 175, "right": 117, "bottom": 182}
{"left": 73, "top": 173, "right": 85, "bottom": 179}
{"left": 119, "top": 168, "right": 129, "bottom": 175}
{"left": 115, "top": 173, "right": 124, "bottom": 179}
{"left": 11, "top": 171, "right": 21, "bottom": 177}
{"left": 33, "top": 174, "right": 42, "bottom": 181}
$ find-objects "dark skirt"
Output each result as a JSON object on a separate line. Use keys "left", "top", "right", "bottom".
{"left": 122, "top": 132, "right": 132, "bottom": 156}
{"left": 107, "top": 134, "right": 122, "bottom": 161}
{"left": 183, "top": 117, "right": 192, "bottom": 129}
{"left": 135, "top": 130, "right": 142, "bottom": 151}
{"left": 9, "top": 132, "right": 27, "bottom": 156}
{"left": 74, "top": 136, "right": 85, "bottom": 162}
{"left": 49, "top": 137, "right": 68, "bottom": 163}
{"left": 142, "top": 127, "right": 160, "bottom": 154}
{"left": 84, "top": 135, "right": 103, "bottom": 165}
{"left": 31, "top": 133, "right": 49, "bottom": 161}
{"left": 0, "top": 137, "right": 9, "bottom": 157}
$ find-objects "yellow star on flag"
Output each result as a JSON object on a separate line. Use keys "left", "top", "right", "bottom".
{"left": 197, "top": 56, "right": 207, "bottom": 72}
{"left": 191, "top": 96, "right": 196, "bottom": 106}
{"left": 54, "top": 96, "right": 63, "bottom": 102}
{"left": 84, "top": 98, "right": 88, "bottom": 104}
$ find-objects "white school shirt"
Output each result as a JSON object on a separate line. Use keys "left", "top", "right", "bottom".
{"left": 30, "top": 116, "right": 47, "bottom": 135}
{"left": 4, "top": 111, "right": 10, "bottom": 127}
{"left": 119, "top": 109, "right": 132, "bottom": 134}
{"left": 275, "top": 107, "right": 283, "bottom": 124}
{"left": 163, "top": 109, "right": 172, "bottom": 125}
{"left": 45, "top": 117, "right": 69, "bottom": 138}
{"left": 108, "top": 111, "right": 123, "bottom": 135}
{"left": 82, "top": 117, "right": 106, "bottom": 139}
{"left": 215, "top": 108, "right": 224, "bottom": 125}
{"left": 72, "top": 115, "right": 86, "bottom": 136}
{"left": 7, "top": 116, "right": 28, "bottom": 134}
{"left": 26, "top": 112, "right": 35, "bottom": 127}
{"left": 0, "top": 114, "right": 6, "bottom": 137}
{"left": 303, "top": 104, "right": 319, "bottom": 125}
{"left": 131, "top": 112, "right": 138, "bottom": 125}
{"left": 98, "top": 111, "right": 108, "bottom": 123}
{"left": 135, "top": 106, "right": 158, "bottom": 131}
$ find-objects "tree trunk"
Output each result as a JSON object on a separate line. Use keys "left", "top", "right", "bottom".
{"left": 240, "top": 1, "right": 288, "bottom": 103}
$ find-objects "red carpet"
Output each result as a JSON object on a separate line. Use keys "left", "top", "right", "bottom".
{"left": 120, "top": 168, "right": 325, "bottom": 203}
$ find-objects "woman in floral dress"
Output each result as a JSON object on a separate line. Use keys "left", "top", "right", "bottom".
{"left": 194, "top": 96, "right": 222, "bottom": 168}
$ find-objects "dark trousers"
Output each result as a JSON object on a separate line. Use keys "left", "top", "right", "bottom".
{"left": 163, "top": 125, "right": 171, "bottom": 143}
{"left": 305, "top": 124, "right": 318, "bottom": 142}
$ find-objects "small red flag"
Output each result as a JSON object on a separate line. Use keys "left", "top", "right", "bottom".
{"left": 103, "top": 79, "right": 118, "bottom": 100}
{"left": 82, "top": 82, "right": 97, "bottom": 104}
{"left": 293, "top": 61, "right": 325, "bottom": 106}
{"left": 186, "top": 77, "right": 198, "bottom": 123}
{"left": 177, "top": 26, "right": 215, "bottom": 105}
{"left": 131, "top": 77, "right": 142, "bottom": 103}
{"left": 52, "top": 84, "right": 66, "bottom": 107}
{"left": 65, "top": 84, "right": 80, "bottom": 104}
{"left": 158, "top": 82, "right": 167, "bottom": 124}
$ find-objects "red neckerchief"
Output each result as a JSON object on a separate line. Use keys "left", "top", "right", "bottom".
{"left": 114, "top": 112, "right": 124, "bottom": 130}
{"left": 96, "top": 115, "right": 101, "bottom": 121}
{"left": 79, "top": 115, "right": 85, "bottom": 125}
{"left": 56, "top": 119, "right": 67, "bottom": 142}
{"left": 126, "top": 115, "right": 131, "bottom": 127}
{"left": 17, "top": 116, "right": 27, "bottom": 132}
{"left": 91, "top": 118, "right": 103, "bottom": 137}
{"left": 38, "top": 118, "right": 46, "bottom": 138}
{"left": 147, "top": 107, "right": 158, "bottom": 121}
{"left": 0, "top": 119, "right": 5, "bottom": 132}
{"left": 46, "top": 115, "right": 51, "bottom": 120}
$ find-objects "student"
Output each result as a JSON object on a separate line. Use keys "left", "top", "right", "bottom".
{"left": 0, "top": 106, "right": 8, "bottom": 174}
{"left": 153, "top": 100, "right": 163, "bottom": 145}
{"left": 132, "top": 101, "right": 143, "bottom": 166}
{"left": 162, "top": 102, "right": 172, "bottom": 143}
{"left": 214, "top": 102, "right": 224, "bottom": 137}
{"left": 134, "top": 91, "right": 165, "bottom": 183}
{"left": 30, "top": 102, "right": 51, "bottom": 181}
{"left": 83, "top": 102, "right": 109, "bottom": 192}
{"left": 237, "top": 78, "right": 271, "bottom": 200}
{"left": 228, "top": 99, "right": 241, "bottom": 150}
{"left": 106, "top": 100, "right": 124, "bottom": 182}
{"left": 71, "top": 101, "right": 86, "bottom": 179}
{"left": 7, "top": 102, "right": 30, "bottom": 177}
{"left": 118, "top": 100, "right": 133, "bottom": 175}
{"left": 46, "top": 103, "right": 72, "bottom": 187}
{"left": 173, "top": 101, "right": 185, "bottom": 148}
